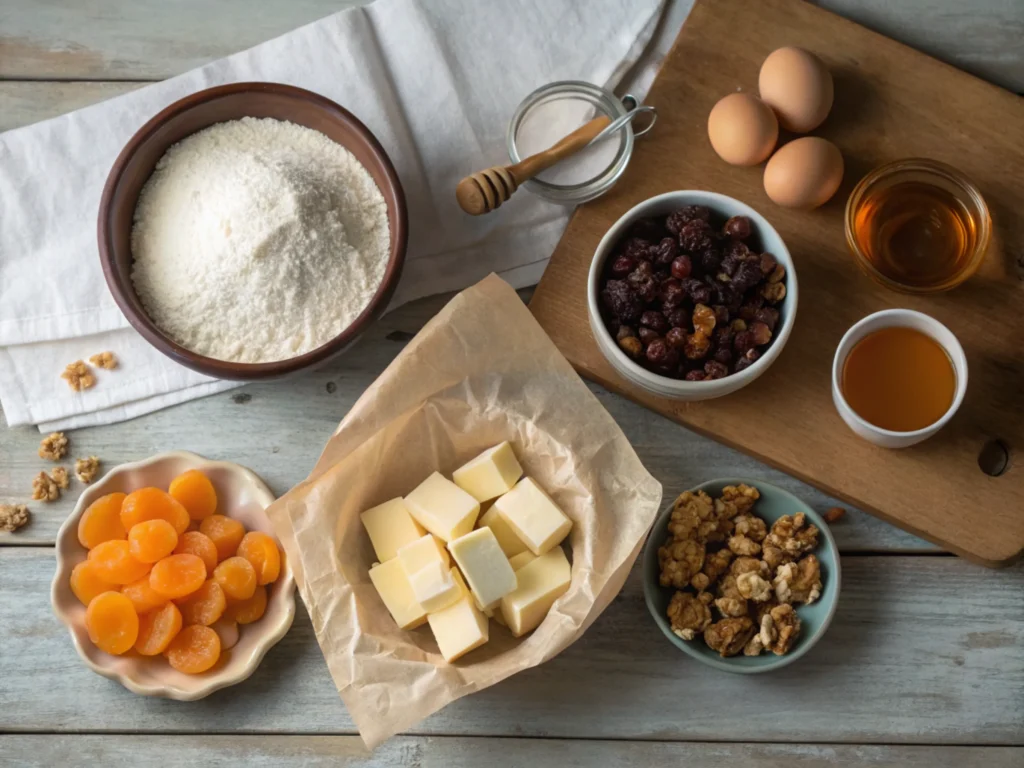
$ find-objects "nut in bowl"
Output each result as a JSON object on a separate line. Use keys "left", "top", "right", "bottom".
{"left": 588, "top": 191, "right": 797, "bottom": 400}
{"left": 51, "top": 451, "right": 295, "bottom": 700}
{"left": 642, "top": 479, "right": 840, "bottom": 673}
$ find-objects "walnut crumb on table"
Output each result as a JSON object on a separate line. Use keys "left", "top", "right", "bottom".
{"left": 38, "top": 431, "right": 69, "bottom": 461}
{"left": 0, "top": 504, "right": 30, "bottom": 533}
{"left": 31, "top": 472, "right": 60, "bottom": 502}
{"left": 75, "top": 456, "right": 101, "bottom": 484}
{"left": 60, "top": 361, "right": 95, "bottom": 391}
{"left": 89, "top": 351, "right": 118, "bottom": 370}
{"left": 51, "top": 466, "right": 70, "bottom": 490}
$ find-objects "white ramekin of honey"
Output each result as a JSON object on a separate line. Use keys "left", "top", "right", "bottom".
{"left": 832, "top": 309, "right": 967, "bottom": 448}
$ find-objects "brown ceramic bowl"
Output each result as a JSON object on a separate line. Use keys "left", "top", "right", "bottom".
{"left": 98, "top": 82, "right": 408, "bottom": 380}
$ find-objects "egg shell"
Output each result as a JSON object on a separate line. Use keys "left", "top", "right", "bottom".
{"left": 707, "top": 93, "right": 779, "bottom": 167}
{"left": 759, "top": 47, "right": 834, "bottom": 133}
{"left": 763, "top": 137, "right": 844, "bottom": 209}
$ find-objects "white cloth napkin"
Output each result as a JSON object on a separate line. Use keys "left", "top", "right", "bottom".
{"left": 0, "top": 0, "right": 690, "bottom": 431}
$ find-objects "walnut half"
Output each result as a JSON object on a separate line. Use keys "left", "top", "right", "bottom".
{"left": 60, "top": 361, "right": 95, "bottom": 392}
{"left": 31, "top": 471, "right": 60, "bottom": 502}
{"left": 705, "top": 617, "right": 756, "bottom": 657}
{"left": 38, "top": 432, "right": 69, "bottom": 461}
{"left": 667, "top": 591, "right": 713, "bottom": 640}
{"left": 75, "top": 456, "right": 101, "bottom": 484}
{"left": 0, "top": 504, "right": 30, "bottom": 533}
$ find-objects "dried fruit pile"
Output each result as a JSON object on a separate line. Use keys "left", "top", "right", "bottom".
{"left": 658, "top": 484, "right": 824, "bottom": 657}
{"left": 70, "top": 468, "right": 282, "bottom": 674}
{"left": 599, "top": 206, "right": 787, "bottom": 380}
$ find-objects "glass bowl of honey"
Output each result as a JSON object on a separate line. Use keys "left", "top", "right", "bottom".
{"left": 845, "top": 158, "right": 991, "bottom": 293}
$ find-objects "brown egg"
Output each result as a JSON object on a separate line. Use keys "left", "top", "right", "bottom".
{"left": 707, "top": 93, "right": 778, "bottom": 166}
{"left": 763, "top": 137, "right": 844, "bottom": 209}
{"left": 759, "top": 47, "right": 834, "bottom": 133}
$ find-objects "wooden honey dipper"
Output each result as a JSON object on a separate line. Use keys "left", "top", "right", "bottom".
{"left": 456, "top": 115, "right": 612, "bottom": 216}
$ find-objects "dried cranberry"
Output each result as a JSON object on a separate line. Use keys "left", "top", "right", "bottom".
{"left": 734, "top": 330, "right": 757, "bottom": 354}
{"left": 753, "top": 307, "right": 779, "bottom": 333}
{"left": 731, "top": 260, "right": 763, "bottom": 294}
{"left": 665, "top": 307, "right": 690, "bottom": 328}
{"left": 651, "top": 237, "right": 679, "bottom": 266}
{"left": 681, "top": 278, "right": 712, "bottom": 306}
{"left": 632, "top": 275, "right": 658, "bottom": 303}
{"left": 760, "top": 252, "right": 778, "bottom": 276}
{"left": 670, "top": 254, "right": 693, "bottom": 280}
{"left": 666, "top": 205, "right": 711, "bottom": 235}
{"left": 698, "top": 247, "right": 723, "bottom": 276}
{"left": 719, "top": 240, "right": 751, "bottom": 276}
{"left": 677, "top": 219, "right": 715, "bottom": 255}
{"left": 660, "top": 279, "right": 686, "bottom": 309}
{"left": 640, "top": 310, "right": 669, "bottom": 334}
{"left": 638, "top": 327, "right": 660, "bottom": 344}
{"left": 609, "top": 254, "right": 636, "bottom": 278}
{"left": 712, "top": 346, "right": 733, "bottom": 365}
{"left": 616, "top": 324, "right": 635, "bottom": 341}
{"left": 622, "top": 237, "right": 652, "bottom": 261}
{"left": 600, "top": 280, "right": 643, "bottom": 323}
{"left": 749, "top": 321, "right": 772, "bottom": 346}
{"left": 734, "top": 348, "right": 761, "bottom": 372}
{"left": 723, "top": 215, "right": 753, "bottom": 241}
{"left": 646, "top": 338, "right": 679, "bottom": 368}
{"left": 704, "top": 360, "right": 729, "bottom": 379}
{"left": 665, "top": 327, "right": 688, "bottom": 350}
{"left": 684, "top": 369, "right": 706, "bottom": 382}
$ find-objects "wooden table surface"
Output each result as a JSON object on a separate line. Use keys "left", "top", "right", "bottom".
{"left": 1, "top": 2, "right": 1021, "bottom": 766}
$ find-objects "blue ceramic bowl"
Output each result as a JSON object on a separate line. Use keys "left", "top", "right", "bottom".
{"left": 642, "top": 478, "right": 841, "bottom": 673}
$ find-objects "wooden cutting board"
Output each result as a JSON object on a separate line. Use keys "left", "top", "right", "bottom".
{"left": 530, "top": 0, "right": 1024, "bottom": 566}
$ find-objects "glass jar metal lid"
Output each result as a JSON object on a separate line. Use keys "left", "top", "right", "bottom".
{"left": 507, "top": 80, "right": 654, "bottom": 206}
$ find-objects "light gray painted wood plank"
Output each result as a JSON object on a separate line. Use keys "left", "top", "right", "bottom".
{"left": 0, "top": 81, "right": 140, "bottom": 132}
{"left": 0, "top": 0, "right": 1021, "bottom": 90}
{"left": 0, "top": 292, "right": 936, "bottom": 552}
{"left": 0, "top": 736, "right": 1021, "bottom": 767}
{"left": 3, "top": 548, "right": 1020, "bottom": 742}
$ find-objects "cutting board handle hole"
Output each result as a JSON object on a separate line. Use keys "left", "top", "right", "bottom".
{"left": 978, "top": 439, "right": 1011, "bottom": 477}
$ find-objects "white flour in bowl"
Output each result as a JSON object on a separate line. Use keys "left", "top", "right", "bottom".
{"left": 131, "top": 117, "right": 390, "bottom": 364}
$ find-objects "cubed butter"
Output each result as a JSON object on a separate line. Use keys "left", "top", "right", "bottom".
{"left": 452, "top": 441, "right": 524, "bottom": 502}
{"left": 427, "top": 594, "right": 489, "bottom": 662}
{"left": 397, "top": 534, "right": 449, "bottom": 577}
{"left": 368, "top": 558, "right": 427, "bottom": 630}
{"left": 500, "top": 546, "right": 571, "bottom": 637}
{"left": 360, "top": 497, "right": 425, "bottom": 562}
{"left": 508, "top": 551, "right": 537, "bottom": 571}
{"left": 408, "top": 560, "right": 463, "bottom": 613}
{"left": 493, "top": 477, "right": 573, "bottom": 555}
{"left": 478, "top": 505, "right": 529, "bottom": 558}
{"left": 447, "top": 528, "right": 518, "bottom": 611}
{"left": 405, "top": 472, "right": 480, "bottom": 541}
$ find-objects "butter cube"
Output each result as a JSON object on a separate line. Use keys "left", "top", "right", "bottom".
{"left": 427, "top": 595, "right": 489, "bottom": 662}
{"left": 478, "top": 505, "right": 529, "bottom": 558}
{"left": 368, "top": 558, "right": 427, "bottom": 630}
{"left": 508, "top": 551, "right": 537, "bottom": 571}
{"left": 397, "top": 534, "right": 449, "bottom": 577}
{"left": 447, "top": 528, "right": 518, "bottom": 611}
{"left": 360, "top": 498, "right": 425, "bottom": 562}
{"left": 452, "top": 442, "right": 524, "bottom": 502}
{"left": 493, "top": 477, "right": 573, "bottom": 555}
{"left": 500, "top": 546, "right": 571, "bottom": 637}
{"left": 408, "top": 561, "right": 462, "bottom": 612}
{"left": 405, "top": 472, "right": 481, "bottom": 541}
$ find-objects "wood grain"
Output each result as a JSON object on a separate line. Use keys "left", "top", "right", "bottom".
{"left": 4, "top": 548, "right": 1021, "bottom": 742}
{"left": 0, "top": 292, "right": 934, "bottom": 553}
{"left": 0, "top": 736, "right": 1021, "bottom": 767}
{"left": 530, "top": 0, "right": 1024, "bottom": 567}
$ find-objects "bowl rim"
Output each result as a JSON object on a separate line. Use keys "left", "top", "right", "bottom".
{"left": 50, "top": 450, "right": 296, "bottom": 700}
{"left": 831, "top": 308, "right": 969, "bottom": 439}
{"left": 97, "top": 81, "right": 409, "bottom": 380}
{"left": 641, "top": 477, "right": 841, "bottom": 674}
{"left": 587, "top": 190, "right": 798, "bottom": 393}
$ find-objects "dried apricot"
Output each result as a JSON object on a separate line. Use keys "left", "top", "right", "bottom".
{"left": 173, "top": 531, "right": 218, "bottom": 573}
{"left": 70, "top": 560, "right": 116, "bottom": 606}
{"left": 237, "top": 531, "right": 281, "bottom": 585}
{"left": 176, "top": 579, "right": 226, "bottom": 626}
{"left": 230, "top": 585, "right": 268, "bottom": 624}
{"left": 199, "top": 515, "right": 245, "bottom": 561}
{"left": 165, "top": 624, "right": 221, "bottom": 674}
{"left": 210, "top": 618, "right": 239, "bottom": 650}
{"left": 77, "top": 492, "right": 127, "bottom": 549}
{"left": 169, "top": 469, "right": 218, "bottom": 521}
{"left": 121, "top": 575, "right": 168, "bottom": 614}
{"left": 120, "top": 487, "right": 190, "bottom": 535}
{"left": 213, "top": 556, "right": 257, "bottom": 600}
{"left": 135, "top": 601, "right": 182, "bottom": 656}
{"left": 149, "top": 553, "right": 207, "bottom": 599}
{"left": 88, "top": 539, "right": 152, "bottom": 585}
{"left": 128, "top": 519, "right": 179, "bottom": 563}
{"left": 85, "top": 591, "right": 139, "bottom": 655}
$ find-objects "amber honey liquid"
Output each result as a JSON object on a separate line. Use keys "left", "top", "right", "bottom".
{"left": 842, "top": 327, "right": 955, "bottom": 432}
{"left": 853, "top": 180, "right": 978, "bottom": 289}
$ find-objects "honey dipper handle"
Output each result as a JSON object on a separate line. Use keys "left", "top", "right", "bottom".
{"left": 508, "top": 114, "right": 612, "bottom": 183}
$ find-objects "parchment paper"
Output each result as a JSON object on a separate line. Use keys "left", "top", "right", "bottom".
{"left": 265, "top": 274, "right": 663, "bottom": 747}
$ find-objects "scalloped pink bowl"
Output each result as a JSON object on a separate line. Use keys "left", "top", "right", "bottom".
{"left": 51, "top": 451, "right": 296, "bottom": 700}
